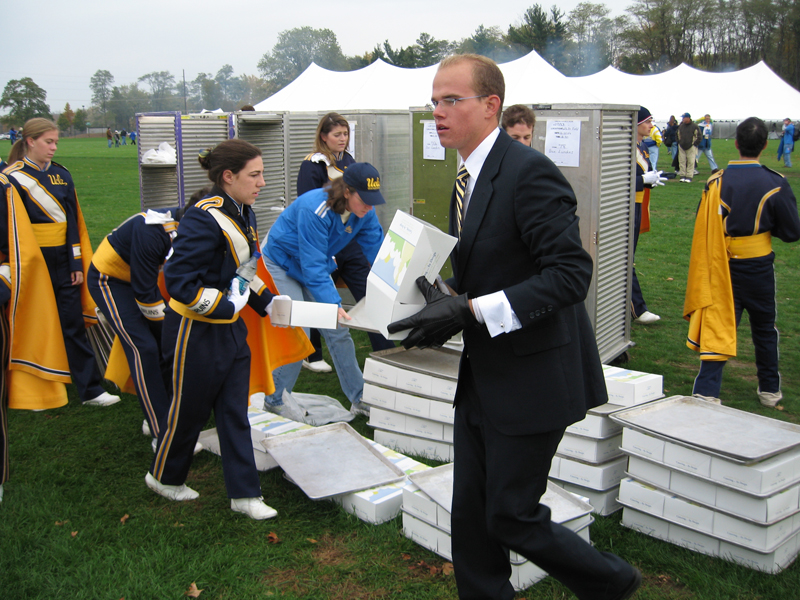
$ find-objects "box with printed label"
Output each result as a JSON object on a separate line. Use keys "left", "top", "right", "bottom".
{"left": 668, "top": 523, "right": 721, "bottom": 557}
{"left": 406, "top": 414, "right": 445, "bottom": 441}
{"left": 566, "top": 404, "right": 623, "bottom": 439}
{"left": 664, "top": 495, "right": 715, "bottom": 534}
{"left": 621, "top": 428, "right": 665, "bottom": 462}
{"left": 429, "top": 399, "right": 455, "bottom": 424}
{"left": 710, "top": 449, "right": 800, "bottom": 495}
{"left": 363, "top": 357, "right": 400, "bottom": 388}
{"left": 670, "top": 470, "right": 717, "bottom": 506}
{"left": 627, "top": 455, "right": 672, "bottom": 489}
{"left": 395, "top": 391, "right": 431, "bottom": 420}
{"left": 618, "top": 478, "right": 666, "bottom": 516}
{"left": 374, "top": 429, "right": 453, "bottom": 462}
{"left": 430, "top": 377, "right": 457, "bottom": 402}
{"left": 604, "top": 369, "right": 663, "bottom": 406}
{"left": 549, "top": 480, "right": 622, "bottom": 515}
{"left": 369, "top": 407, "right": 407, "bottom": 433}
{"left": 713, "top": 511, "right": 798, "bottom": 551}
{"left": 664, "top": 442, "right": 712, "bottom": 478}
{"left": 549, "top": 455, "right": 561, "bottom": 479}
{"left": 443, "top": 424, "right": 454, "bottom": 443}
{"left": 557, "top": 433, "right": 623, "bottom": 463}
{"left": 402, "top": 510, "right": 441, "bottom": 555}
{"left": 621, "top": 507, "right": 670, "bottom": 540}
{"left": 715, "top": 483, "right": 799, "bottom": 523}
{"left": 719, "top": 535, "right": 799, "bottom": 574}
{"left": 362, "top": 383, "right": 396, "bottom": 410}
{"left": 402, "top": 486, "right": 438, "bottom": 526}
{"left": 396, "top": 369, "right": 433, "bottom": 398}
{"left": 554, "top": 455, "right": 627, "bottom": 490}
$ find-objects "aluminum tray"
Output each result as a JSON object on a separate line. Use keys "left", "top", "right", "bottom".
{"left": 370, "top": 346, "right": 461, "bottom": 381}
{"left": 408, "top": 464, "right": 594, "bottom": 524}
{"left": 610, "top": 395, "right": 800, "bottom": 464}
{"left": 260, "top": 423, "right": 405, "bottom": 499}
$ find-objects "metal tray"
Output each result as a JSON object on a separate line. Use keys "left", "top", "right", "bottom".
{"left": 260, "top": 422, "right": 405, "bottom": 499}
{"left": 408, "top": 464, "right": 593, "bottom": 525}
{"left": 370, "top": 346, "right": 461, "bottom": 381}
{"left": 610, "top": 396, "right": 800, "bottom": 464}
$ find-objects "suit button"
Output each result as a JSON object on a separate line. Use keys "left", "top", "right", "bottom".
{"left": 529, "top": 312, "right": 536, "bottom": 319}
{"left": 535, "top": 310, "right": 541, "bottom": 317}
{"left": 547, "top": 305, "right": 553, "bottom": 311}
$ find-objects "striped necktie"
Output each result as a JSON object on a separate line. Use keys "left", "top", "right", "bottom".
{"left": 455, "top": 166, "right": 469, "bottom": 236}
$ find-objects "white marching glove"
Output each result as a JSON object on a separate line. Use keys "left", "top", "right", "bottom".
{"left": 266, "top": 294, "right": 291, "bottom": 318}
{"left": 229, "top": 282, "right": 250, "bottom": 314}
{"left": 642, "top": 170, "right": 667, "bottom": 187}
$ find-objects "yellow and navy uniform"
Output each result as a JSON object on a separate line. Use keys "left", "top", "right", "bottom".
{"left": 88, "top": 209, "right": 180, "bottom": 439}
{"left": 0, "top": 176, "right": 12, "bottom": 487}
{"left": 2, "top": 158, "right": 103, "bottom": 406}
{"left": 150, "top": 187, "right": 275, "bottom": 499}
{"left": 686, "top": 160, "right": 800, "bottom": 398}
{"left": 631, "top": 142, "right": 654, "bottom": 318}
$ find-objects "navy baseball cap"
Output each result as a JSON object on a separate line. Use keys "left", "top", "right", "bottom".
{"left": 681, "top": 112, "right": 691, "bottom": 119}
{"left": 637, "top": 107, "right": 653, "bottom": 124}
{"left": 343, "top": 162, "right": 386, "bottom": 206}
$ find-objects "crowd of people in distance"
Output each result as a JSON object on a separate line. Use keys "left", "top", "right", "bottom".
{"left": 106, "top": 127, "right": 135, "bottom": 147}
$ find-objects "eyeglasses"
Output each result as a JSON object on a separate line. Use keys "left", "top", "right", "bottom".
{"left": 426, "top": 95, "right": 488, "bottom": 110}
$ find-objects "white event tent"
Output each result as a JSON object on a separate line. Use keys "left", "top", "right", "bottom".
{"left": 254, "top": 53, "right": 799, "bottom": 123}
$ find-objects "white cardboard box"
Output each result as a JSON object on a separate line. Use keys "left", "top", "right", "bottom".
{"left": 713, "top": 512, "right": 798, "bottom": 551}
{"left": 715, "top": 484, "right": 799, "bottom": 523}
{"left": 374, "top": 428, "right": 453, "bottom": 462}
{"left": 429, "top": 399, "right": 455, "bottom": 424}
{"left": 710, "top": 449, "right": 800, "bottom": 495}
{"left": 360, "top": 210, "right": 457, "bottom": 339}
{"left": 554, "top": 455, "right": 627, "bottom": 490}
{"left": 557, "top": 433, "right": 623, "bottom": 463}
{"left": 668, "top": 523, "right": 721, "bottom": 557}
{"left": 395, "top": 391, "right": 431, "bottom": 420}
{"left": 719, "top": 535, "right": 799, "bottom": 574}
{"left": 362, "top": 383, "right": 397, "bottom": 410}
{"left": 621, "top": 507, "right": 670, "bottom": 540}
{"left": 270, "top": 297, "right": 338, "bottom": 329}
{"left": 369, "top": 407, "right": 407, "bottom": 433}
{"left": 627, "top": 455, "right": 672, "bottom": 489}
{"left": 664, "top": 442, "right": 713, "bottom": 478}
{"left": 663, "top": 495, "right": 715, "bottom": 534}
{"left": 363, "top": 357, "right": 400, "bottom": 388}
{"left": 396, "top": 369, "right": 433, "bottom": 398}
{"left": 618, "top": 478, "right": 666, "bottom": 516}
{"left": 621, "top": 428, "right": 665, "bottom": 462}
{"left": 549, "top": 480, "right": 622, "bottom": 515}
{"left": 669, "top": 470, "right": 717, "bottom": 506}
{"left": 604, "top": 369, "right": 663, "bottom": 406}
{"left": 566, "top": 404, "right": 623, "bottom": 438}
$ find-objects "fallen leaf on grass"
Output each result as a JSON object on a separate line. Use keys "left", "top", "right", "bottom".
{"left": 120, "top": 514, "right": 130, "bottom": 524}
{"left": 71, "top": 531, "right": 78, "bottom": 537}
{"left": 267, "top": 532, "right": 280, "bottom": 544}
{"left": 401, "top": 553, "right": 411, "bottom": 561}
{"left": 666, "top": 277, "right": 674, "bottom": 281}
{"left": 55, "top": 520, "right": 70, "bottom": 526}
{"left": 184, "top": 582, "right": 203, "bottom": 597}
{"left": 442, "top": 562, "right": 454, "bottom": 575}
{"left": 306, "top": 538, "right": 317, "bottom": 544}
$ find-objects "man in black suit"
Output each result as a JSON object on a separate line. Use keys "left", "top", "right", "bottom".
{"left": 389, "top": 54, "right": 641, "bottom": 600}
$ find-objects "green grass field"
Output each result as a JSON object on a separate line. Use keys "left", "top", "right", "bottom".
{"left": 1, "top": 137, "right": 799, "bottom": 599}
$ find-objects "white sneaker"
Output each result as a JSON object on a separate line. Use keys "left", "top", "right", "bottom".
{"left": 302, "top": 359, "right": 332, "bottom": 373}
{"left": 0, "top": 483, "right": 3, "bottom": 503}
{"left": 693, "top": 393, "right": 721, "bottom": 405}
{"left": 145, "top": 472, "right": 199, "bottom": 501}
{"left": 84, "top": 391, "right": 121, "bottom": 407}
{"left": 758, "top": 388, "right": 782, "bottom": 408}
{"left": 349, "top": 402, "right": 370, "bottom": 417}
{"left": 634, "top": 311, "right": 661, "bottom": 324}
{"left": 151, "top": 438, "right": 203, "bottom": 455}
{"left": 142, "top": 419, "right": 151, "bottom": 437}
{"left": 231, "top": 497, "right": 277, "bottom": 520}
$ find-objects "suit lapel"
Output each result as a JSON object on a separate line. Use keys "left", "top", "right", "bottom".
{"left": 455, "top": 132, "right": 512, "bottom": 281}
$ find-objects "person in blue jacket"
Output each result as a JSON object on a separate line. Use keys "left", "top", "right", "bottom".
{"left": 263, "top": 162, "right": 385, "bottom": 417}
{"left": 296, "top": 113, "right": 394, "bottom": 374}
{"left": 778, "top": 118, "right": 794, "bottom": 167}
{"left": 147, "top": 139, "right": 284, "bottom": 520}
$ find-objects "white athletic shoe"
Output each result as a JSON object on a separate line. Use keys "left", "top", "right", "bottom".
{"left": 142, "top": 419, "right": 151, "bottom": 437}
{"left": 151, "top": 438, "right": 203, "bottom": 455}
{"left": 349, "top": 402, "right": 370, "bottom": 417}
{"left": 83, "top": 391, "right": 121, "bottom": 407}
{"left": 634, "top": 311, "right": 661, "bottom": 324}
{"left": 302, "top": 359, "right": 332, "bottom": 373}
{"left": 0, "top": 483, "right": 3, "bottom": 503}
{"left": 145, "top": 472, "right": 199, "bottom": 501}
{"left": 231, "top": 497, "right": 277, "bottom": 520}
{"left": 757, "top": 388, "right": 782, "bottom": 408}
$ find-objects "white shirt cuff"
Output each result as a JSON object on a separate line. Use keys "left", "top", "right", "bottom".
{"left": 474, "top": 291, "right": 521, "bottom": 338}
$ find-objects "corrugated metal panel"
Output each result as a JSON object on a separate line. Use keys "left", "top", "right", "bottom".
{"left": 286, "top": 113, "right": 321, "bottom": 203}
{"left": 237, "top": 116, "right": 286, "bottom": 236}
{"left": 594, "top": 110, "right": 636, "bottom": 362}
{"left": 137, "top": 113, "right": 179, "bottom": 210}
{"left": 180, "top": 115, "right": 230, "bottom": 202}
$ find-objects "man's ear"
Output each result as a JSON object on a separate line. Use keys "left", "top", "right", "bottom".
{"left": 485, "top": 95, "right": 501, "bottom": 120}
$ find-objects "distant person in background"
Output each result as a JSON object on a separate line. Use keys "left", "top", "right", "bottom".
{"left": 114, "top": 130, "right": 120, "bottom": 148}
{"left": 4, "top": 118, "right": 121, "bottom": 408}
{"left": 106, "top": 127, "right": 112, "bottom": 148}
{"left": 642, "top": 119, "right": 662, "bottom": 170}
{"left": 296, "top": 112, "right": 394, "bottom": 374}
{"left": 120, "top": 129, "right": 127, "bottom": 145}
{"left": 663, "top": 115, "right": 679, "bottom": 165}
{"left": 677, "top": 112, "right": 701, "bottom": 183}
{"left": 696, "top": 114, "right": 719, "bottom": 174}
{"left": 632, "top": 107, "right": 667, "bottom": 324}
{"left": 130, "top": 130, "right": 137, "bottom": 146}
{"left": 778, "top": 118, "right": 794, "bottom": 168}
{"left": 685, "top": 117, "right": 800, "bottom": 407}
{"left": 500, "top": 104, "right": 535, "bottom": 146}
{"left": 8, "top": 128, "right": 16, "bottom": 145}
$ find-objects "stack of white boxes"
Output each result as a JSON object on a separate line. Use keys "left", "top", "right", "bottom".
{"left": 401, "top": 464, "right": 594, "bottom": 591}
{"left": 548, "top": 365, "right": 664, "bottom": 515}
{"left": 362, "top": 347, "right": 459, "bottom": 461}
{"left": 616, "top": 398, "right": 800, "bottom": 572}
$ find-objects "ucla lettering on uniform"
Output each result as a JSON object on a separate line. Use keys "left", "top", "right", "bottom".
{"left": 48, "top": 174, "right": 68, "bottom": 186}
{"left": 367, "top": 177, "right": 380, "bottom": 190}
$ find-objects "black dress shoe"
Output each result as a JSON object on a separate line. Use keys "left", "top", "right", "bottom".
{"left": 610, "top": 568, "right": 642, "bottom": 600}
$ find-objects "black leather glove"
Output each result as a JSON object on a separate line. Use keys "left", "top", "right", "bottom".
{"left": 387, "top": 276, "right": 475, "bottom": 349}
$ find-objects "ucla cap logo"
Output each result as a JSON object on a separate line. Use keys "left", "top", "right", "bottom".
{"left": 367, "top": 177, "right": 380, "bottom": 191}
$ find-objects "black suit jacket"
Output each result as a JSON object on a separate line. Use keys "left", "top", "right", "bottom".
{"left": 452, "top": 130, "right": 607, "bottom": 436}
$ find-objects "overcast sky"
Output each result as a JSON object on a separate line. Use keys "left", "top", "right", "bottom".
{"left": 2, "top": 0, "right": 631, "bottom": 114}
